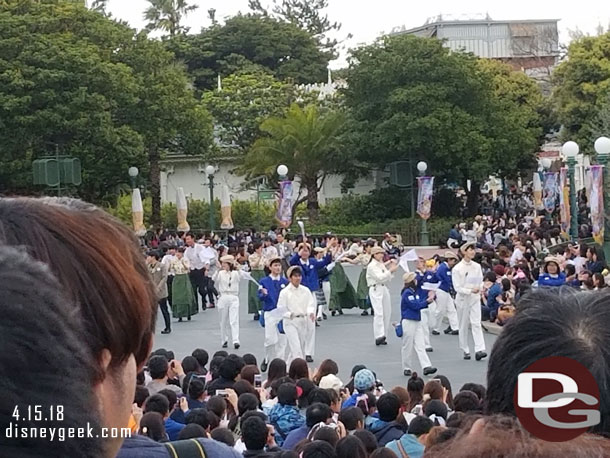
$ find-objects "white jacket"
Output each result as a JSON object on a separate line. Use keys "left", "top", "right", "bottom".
{"left": 366, "top": 259, "right": 393, "bottom": 288}
{"left": 277, "top": 283, "right": 316, "bottom": 318}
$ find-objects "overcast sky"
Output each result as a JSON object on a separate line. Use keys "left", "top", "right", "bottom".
{"left": 106, "top": 0, "right": 610, "bottom": 68}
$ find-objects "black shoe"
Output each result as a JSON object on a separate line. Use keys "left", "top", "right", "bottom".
{"left": 338, "top": 309, "right": 344, "bottom": 315}
{"left": 222, "top": 342, "right": 228, "bottom": 348}
{"left": 187, "top": 316, "right": 191, "bottom": 321}
{"left": 315, "top": 321, "right": 320, "bottom": 327}
{"left": 361, "top": 310, "right": 369, "bottom": 316}
{"left": 317, "top": 317, "right": 322, "bottom": 322}
{"left": 423, "top": 366, "right": 437, "bottom": 376}
{"left": 331, "top": 310, "right": 336, "bottom": 316}
{"left": 306, "top": 356, "right": 314, "bottom": 363}
{"left": 161, "top": 328, "right": 171, "bottom": 334}
{"left": 443, "top": 326, "right": 453, "bottom": 334}
{"left": 475, "top": 351, "right": 488, "bottom": 361}
{"left": 463, "top": 352, "right": 471, "bottom": 360}
{"left": 450, "top": 330, "right": 459, "bottom": 335}
{"left": 323, "top": 313, "right": 328, "bottom": 320}
{"left": 234, "top": 343, "right": 240, "bottom": 350}
{"left": 253, "top": 314, "right": 260, "bottom": 321}
{"left": 375, "top": 337, "right": 387, "bottom": 346}
{"left": 261, "top": 359, "right": 268, "bottom": 373}
{"left": 403, "top": 369, "right": 412, "bottom": 377}
{"left": 426, "top": 347, "right": 433, "bottom": 352}
{"left": 178, "top": 318, "right": 183, "bottom": 322}
{"left": 431, "top": 330, "right": 440, "bottom": 335}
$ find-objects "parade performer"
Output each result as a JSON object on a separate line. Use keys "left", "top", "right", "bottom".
{"left": 289, "top": 241, "right": 333, "bottom": 362}
{"left": 147, "top": 251, "right": 171, "bottom": 334}
{"left": 348, "top": 240, "right": 375, "bottom": 316}
{"left": 327, "top": 237, "right": 359, "bottom": 316}
{"left": 537, "top": 256, "right": 566, "bottom": 287}
{"left": 400, "top": 272, "right": 437, "bottom": 377}
{"left": 416, "top": 258, "right": 437, "bottom": 353}
{"left": 213, "top": 255, "right": 242, "bottom": 350}
{"left": 366, "top": 246, "right": 399, "bottom": 346}
{"left": 277, "top": 266, "right": 316, "bottom": 363}
{"left": 184, "top": 233, "right": 209, "bottom": 312}
{"left": 161, "top": 245, "right": 177, "bottom": 307}
{"left": 170, "top": 248, "right": 197, "bottom": 322}
{"left": 258, "top": 257, "right": 289, "bottom": 372}
{"left": 314, "top": 247, "right": 331, "bottom": 321}
{"left": 432, "top": 251, "right": 460, "bottom": 336}
{"left": 248, "top": 242, "right": 266, "bottom": 321}
{"left": 452, "top": 242, "right": 487, "bottom": 361}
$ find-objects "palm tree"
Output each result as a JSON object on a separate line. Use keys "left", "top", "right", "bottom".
{"left": 244, "top": 104, "right": 346, "bottom": 219}
{"left": 143, "top": 0, "right": 199, "bottom": 36}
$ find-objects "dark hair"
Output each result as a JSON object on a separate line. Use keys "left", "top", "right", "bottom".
{"left": 305, "top": 403, "right": 333, "bottom": 428}
{"left": 423, "top": 380, "right": 443, "bottom": 401}
{"left": 445, "top": 411, "right": 465, "bottom": 428}
{"left": 297, "top": 378, "right": 317, "bottom": 409}
{"left": 289, "top": 358, "right": 309, "bottom": 381}
{"left": 460, "top": 383, "right": 486, "bottom": 401}
{"left": 240, "top": 365, "right": 260, "bottom": 385}
{"left": 352, "top": 430, "right": 378, "bottom": 455}
{"left": 242, "top": 415, "right": 268, "bottom": 451}
{"left": 453, "top": 390, "right": 481, "bottom": 413}
{"left": 312, "top": 426, "right": 340, "bottom": 447}
{"left": 0, "top": 198, "right": 157, "bottom": 375}
{"left": 434, "top": 375, "right": 454, "bottom": 410}
{"left": 243, "top": 353, "right": 258, "bottom": 367}
{"left": 335, "top": 435, "right": 367, "bottom": 458}
{"left": 238, "top": 393, "right": 260, "bottom": 415}
{"left": 187, "top": 377, "right": 206, "bottom": 401}
{"left": 209, "top": 355, "right": 225, "bottom": 379}
{"left": 484, "top": 271, "right": 497, "bottom": 283}
{"left": 370, "top": 449, "right": 399, "bottom": 458}
{"left": 178, "top": 423, "right": 206, "bottom": 439}
{"left": 424, "top": 399, "right": 449, "bottom": 421}
{"left": 407, "top": 373, "right": 425, "bottom": 411}
{"left": 139, "top": 412, "right": 166, "bottom": 441}
{"left": 185, "top": 408, "right": 209, "bottom": 430}
{"left": 338, "top": 407, "right": 364, "bottom": 431}
{"left": 206, "top": 411, "right": 220, "bottom": 430}
{"left": 308, "top": 388, "right": 332, "bottom": 406}
{"left": 407, "top": 415, "right": 434, "bottom": 436}
{"left": 147, "top": 250, "right": 161, "bottom": 260}
{"left": 219, "top": 357, "right": 241, "bottom": 381}
{"left": 345, "top": 365, "right": 366, "bottom": 393}
{"left": 325, "top": 388, "right": 339, "bottom": 406}
{"left": 265, "top": 359, "right": 288, "bottom": 388}
{"left": 158, "top": 389, "right": 178, "bottom": 411}
{"left": 302, "top": 440, "right": 337, "bottom": 458}
{"left": 135, "top": 385, "right": 150, "bottom": 407}
{"left": 289, "top": 266, "right": 303, "bottom": 278}
{"left": 207, "top": 395, "right": 227, "bottom": 418}
{"left": 313, "top": 359, "right": 339, "bottom": 384}
{"left": 192, "top": 348, "right": 209, "bottom": 369}
{"left": 148, "top": 355, "right": 169, "bottom": 380}
{"left": 182, "top": 356, "right": 199, "bottom": 374}
{"left": 278, "top": 383, "right": 299, "bottom": 406}
{"left": 356, "top": 392, "right": 376, "bottom": 417}
{"left": 210, "top": 427, "right": 236, "bottom": 447}
{"left": 144, "top": 394, "right": 170, "bottom": 416}
{"left": 377, "top": 393, "right": 401, "bottom": 422}
{"left": 213, "top": 350, "right": 229, "bottom": 359}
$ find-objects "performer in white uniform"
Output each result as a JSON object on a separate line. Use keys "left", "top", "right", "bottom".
{"left": 277, "top": 266, "right": 316, "bottom": 363}
{"left": 366, "top": 246, "right": 399, "bottom": 346}
{"left": 213, "top": 255, "right": 241, "bottom": 349}
{"left": 452, "top": 242, "right": 487, "bottom": 361}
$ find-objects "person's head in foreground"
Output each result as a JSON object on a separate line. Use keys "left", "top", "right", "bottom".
{"left": 0, "top": 197, "right": 157, "bottom": 456}
{"left": 0, "top": 246, "right": 105, "bottom": 457}
{"left": 486, "top": 288, "right": 610, "bottom": 436}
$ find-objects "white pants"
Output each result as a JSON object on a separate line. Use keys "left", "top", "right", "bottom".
{"left": 369, "top": 285, "right": 391, "bottom": 340}
{"left": 218, "top": 294, "right": 240, "bottom": 345}
{"left": 456, "top": 293, "right": 485, "bottom": 354}
{"left": 420, "top": 307, "right": 432, "bottom": 349}
{"left": 264, "top": 311, "right": 288, "bottom": 364}
{"left": 284, "top": 317, "right": 308, "bottom": 363}
{"left": 306, "top": 292, "right": 317, "bottom": 357}
{"left": 401, "top": 319, "right": 432, "bottom": 371}
{"left": 434, "top": 289, "right": 459, "bottom": 331}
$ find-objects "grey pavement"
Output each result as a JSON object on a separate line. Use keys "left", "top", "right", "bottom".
{"left": 154, "top": 265, "right": 496, "bottom": 391}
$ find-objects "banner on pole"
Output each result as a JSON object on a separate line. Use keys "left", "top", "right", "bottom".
{"left": 542, "top": 172, "right": 558, "bottom": 214}
{"left": 220, "top": 184, "right": 234, "bottom": 230}
{"left": 131, "top": 188, "right": 147, "bottom": 237}
{"left": 276, "top": 181, "right": 294, "bottom": 228}
{"left": 559, "top": 168, "right": 570, "bottom": 237}
{"left": 590, "top": 165, "right": 604, "bottom": 244}
{"left": 533, "top": 172, "right": 543, "bottom": 211}
{"left": 417, "top": 176, "right": 434, "bottom": 220}
{"left": 176, "top": 187, "right": 190, "bottom": 232}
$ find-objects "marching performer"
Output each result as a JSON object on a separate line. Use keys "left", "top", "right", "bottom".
{"left": 366, "top": 246, "right": 399, "bottom": 346}
{"left": 347, "top": 240, "right": 376, "bottom": 316}
{"left": 258, "top": 256, "right": 289, "bottom": 372}
{"left": 248, "top": 242, "right": 266, "bottom": 321}
{"left": 213, "top": 255, "right": 242, "bottom": 349}
{"left": 400, "top": 272, "right": 437, "bottom": 377}
{"left": 327, "top": 236, "right": 359, "bottom": 316}
{"left": 170, "top": 248, "right": 197, "bottom": 322}
{"left": 452, "top": 242, "right": 487, "bottom": 361}
{"left": 416, "top": 257, "right": 437, "bottom": 352}
{"left": 432, "top": 251, "right": 460, "bottom": 336}
{"left": 277, "top": 266, "right": 317, "bottom": 363}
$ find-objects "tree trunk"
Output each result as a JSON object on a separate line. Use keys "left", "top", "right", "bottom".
{"left": 149, "top": 146, "right": 162, "bottom": 230}
{"left": 465, "top": 179, "right": 480, "bottom": 217}
{"left": 305, "top": 178, "right": 320, "bottom": 221}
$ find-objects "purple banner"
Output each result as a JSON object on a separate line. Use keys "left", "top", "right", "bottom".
{"left": 417, "top": 176, "right": 434, "bottom": 220}
{"left": 276, "top": 181, "right": 294, "bottom": 228}
{"left": 590, "top": 165, "right": 604, "bottom": 244}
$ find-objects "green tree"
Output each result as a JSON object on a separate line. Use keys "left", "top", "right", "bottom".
{"left": 243, "top": 104, "right": 349, "bottom": 218}
{"left": 144, "top": 0, "right": 198, "bottom": 36}
{"left": 553, "top": 32, "right": 610, "bottom": 153}
{"left": 201, "top": 71, "right": 297, "bottom": 154}
{"left": 165, "top": 14, "right": 331, "bottom": 92}
{"left": 0, "top": 0, "right": 146, "bottom": 201}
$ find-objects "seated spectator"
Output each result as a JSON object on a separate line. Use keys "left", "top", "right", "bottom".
{"left": 182, "top": 355, "right": 200, "bottom": 375}
{"left": 192, "top": 348, "right": 210, "bottom": 376}
{"left": 206, "top": 356, "right": 242, "bottom": 394}
{"left": 390, "top": 387, "right": 415, "bottom": 428}
{"left": 335, "top": 435, "right": 367, "bottom": 458}
{"left": 453, "top": 391, "right": 481, "bottom": 414}
{"left": 178, "top": 424, "right": 207, "bottom": 440}
{"left": 269, "top": 383, "right": 306, "bottom": 446}
{"left": 241, "top": 364, "right": 261, "bottom": 385}
{"left": 139, "top": 412, "right": 167, "bottom": 442}
{"left": 289, "top": 358, "right": 310, "bottom": 381}
{"left": 243, "top": 353, "right": 258, "bottom": 367}
{"left": 386, "top": 415, "right": 431, "bottom": 458}
{"left": 459, "top": 383, "right": 486, "bottom": 403}
{"left": 338, "top": 407, "right": 364, "bottom": 433}
{"left": 368, "top": 393, "right": 405, "bottom": 446}
{"left": 301, "top": 440, "right": 337, "bottom": 458}
{"left": 312, "top": 359, "right": 340, "bottom": 385}
{"left": 185, "top": 376, "right": 207, "bottom": 409}
{"left": 146, "top": 356, "right": 185, "bottom": 396}
{"left": 264, "top": 359, "right": 288, "bottom": 389}
{"left": 242, "top": 415, "right": 280, "bottom": 457}
{"left": 352, "top": 429, "right": 378, "bottom": 455}
{"left": 310, "top": 426, "right": 341, "bottom": 447}
{"left": 144, "top": 394, "right": 185, "bottom": 441}
{"left": 282, "top": 403, "right": 333, "bottom": 450}
{"left": 185, "top": 408, "right": 210, "bottom": 434}
{"left": 423, "top": 400, "right": 448, "bottom": 426}
{"left": 211, "top": 428, "right": 236, "bottom": 447}
{"left": 319, "top": 374, "right": 343, "bottom": 395}
{"left": 342, "top": 369, "right": 376, "bottom": 408}
{"left": 407, "top": 373, "right": 424, "bottom": 412}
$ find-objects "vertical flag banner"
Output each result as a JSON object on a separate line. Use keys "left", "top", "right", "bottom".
{"left": 220, "top": 184, "right": 234, "bottom": 230}
{"left": 533, "top": 172, "right": 543, "bottom": 211}
{"left": 277, "top": 181, "right": 294, "bottom": 228}
{"left": 131, "top": 188, "right": 146, "bottom": 237}
{"left": 417, "top": 176, "right": 434, "bottom": 220}
{"left": 559, "top": 168, "right": 570, "bottom": 236}
{"left": 542, "top": 172, "right": 558, "bottom": 214}
{"left": 590, "top": 165, "right": 604, "bottom": 244}
{"left": 176, "top": 187, "right": 190, "bottom": 232}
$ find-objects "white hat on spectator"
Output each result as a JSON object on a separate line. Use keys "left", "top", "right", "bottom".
{"left": 319, "top": 374, "right": 343, "bottom": 393}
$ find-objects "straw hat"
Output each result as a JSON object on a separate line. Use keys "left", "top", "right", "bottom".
{"left": 544, "top": 256, "right": 561, "bottom": 268}
{"left": 403, "top": 272, "right": 416, "bottom": 284}
{"left": 460, "top": 241, "right": 476, "bottom": 255}
{"left": 266, "top": 256, "right": 282, "bottom": 267}
{"left": 444, "top": 251, "right": 458, "bottom": 260}
{"left": 286, "top": 266, "right": 302, "bottom": 277}
{"left": 220, "top": 255, "right": 236, "bottom": 264}
{"left": 313, "top": 247, "right": 325, "bottom": 253}
{"left": 371, "top": 246, "right": 385, "bottom": 256}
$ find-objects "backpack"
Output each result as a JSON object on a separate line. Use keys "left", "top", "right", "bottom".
{"left": 164, "top": 439, "right": 207, "bottom": 458}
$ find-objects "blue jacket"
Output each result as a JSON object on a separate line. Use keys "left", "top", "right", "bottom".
{"left": 117, "top": 436, "right": 242, "bottom": 458}
{"left": 368, "top": 419, "right": 405, "bottom": 446}
{"left": 289, "top": 253, "right": 331, "bottom": 292}
{"left": 165, "top": 417, "right": 185, "bottom": 441}
{"left": 258, "top": 275, "right": 289, "bottom": 312}
{"left": 436, "top": 262, "right": 453, "bottom": 293}
{"left": 281, "top": 425, "right": 309, "bottom": 450}
{"left": 268, "top": 404, "right": 305, "bottom": 446}
{"left": 486, "top": 283, "right": 503, "bottom": 320}
{"left": 386, "top": 434, "right": 425, "bottom": 458}
{"left": 401, "top": 288, "right": 428, "bottom": 321}
{"left": 538, "top": 272, "right": 566, "bottom": 287}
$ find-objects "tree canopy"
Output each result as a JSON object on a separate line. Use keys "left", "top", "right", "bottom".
{"left": 144, "top": 0, "right": 198, "bottom": 36}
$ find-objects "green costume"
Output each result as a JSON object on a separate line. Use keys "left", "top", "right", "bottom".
{"left": 356, "top": 268, "right": 370, "bottom": 309}
{"left": 171, "top": 273, "right": 197, "bottom": 319}
{"left": 328, "top": 263, "right": 359, "bottom": 311}
{"left": 247, "top": 270, "right": 266, "bottom": 314}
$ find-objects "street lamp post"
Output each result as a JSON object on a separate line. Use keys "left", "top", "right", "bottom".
{"left": 417, "top": 161, "right": 430, "bottom": 246}
{"left": 205, "top": 165, "right": 215, "bottom": 232}
{"left": 277, "top": 164, "right": 288, "bottom": 181}
{"left": 128, "top": 166, "right": 139, "bottom": 189}
{"left": 562, "top": 142, "right": 579, "bottom": 242}
{"left": 595, "top": 136, "right": 610, "bottom": 260}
